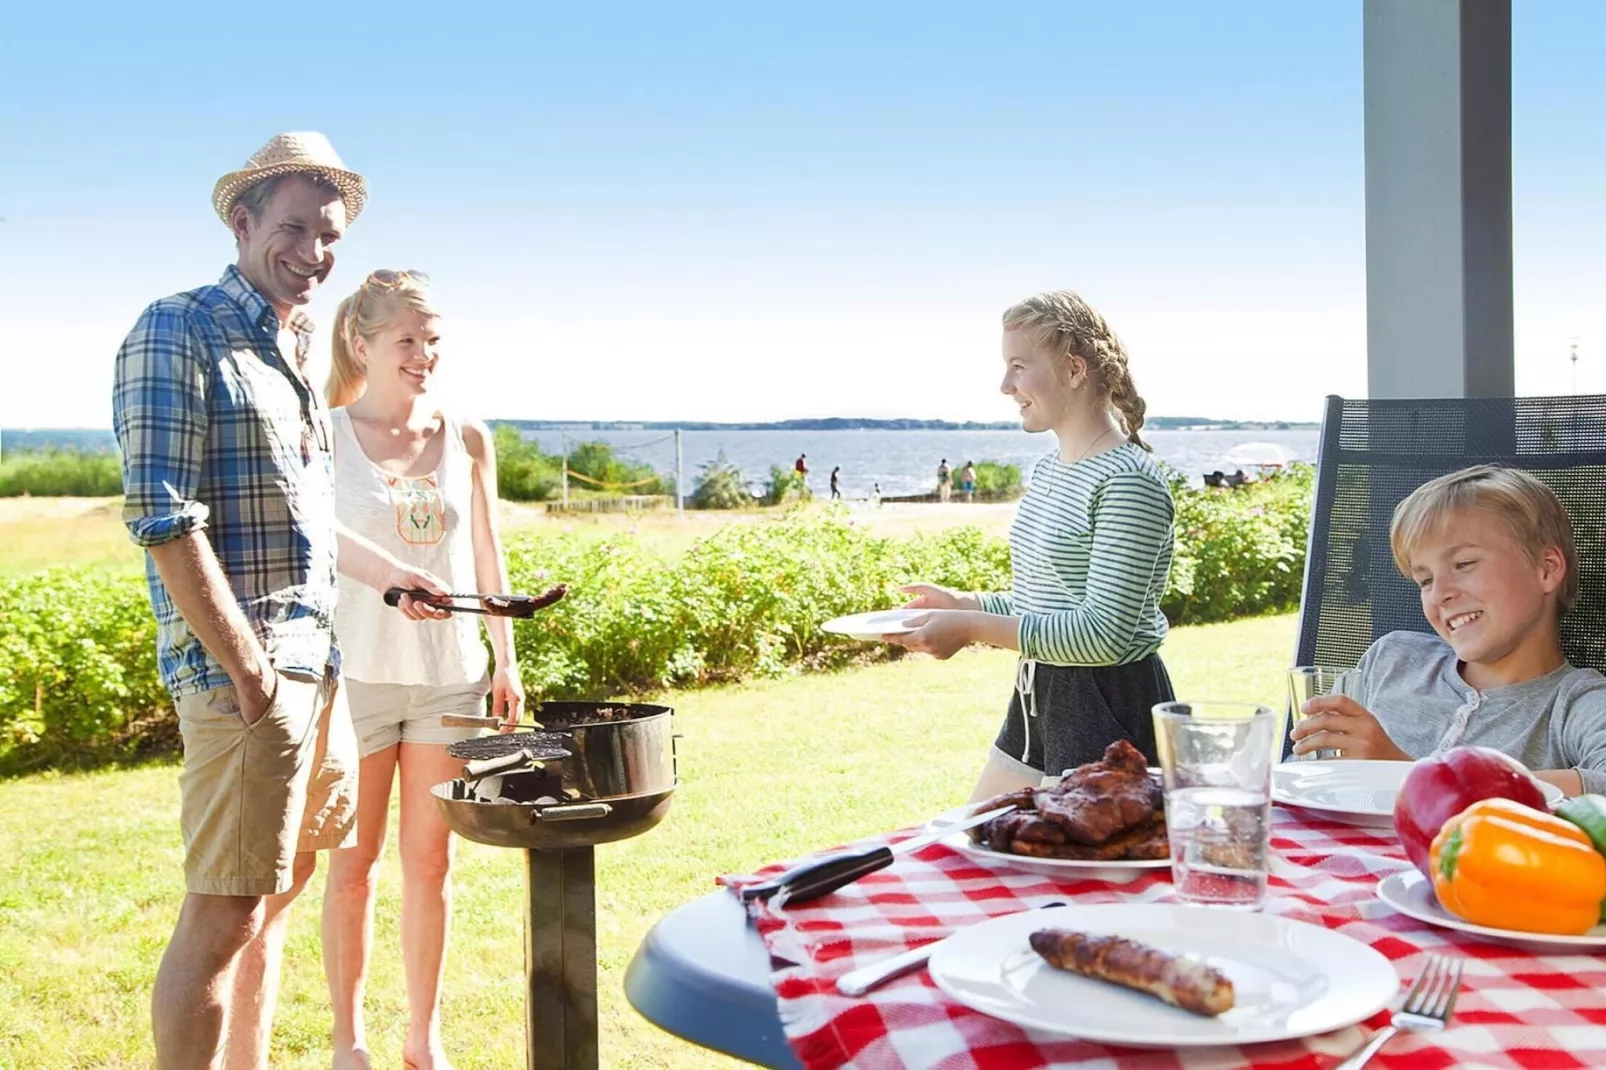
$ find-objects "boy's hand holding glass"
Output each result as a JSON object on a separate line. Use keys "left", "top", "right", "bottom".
{"left": 1289, "top": 696, "right": 1413, "bottom": 761}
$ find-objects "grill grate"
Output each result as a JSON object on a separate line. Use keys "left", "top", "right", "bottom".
{"left": 447, "top": 731, "right": 571, "bottom": 762}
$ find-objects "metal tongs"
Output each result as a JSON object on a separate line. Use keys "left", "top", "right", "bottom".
{"left": 382, "top": 584, "right": 567, "bottom": 618}
{"left": 740, "top": 804, "right": 1016, "bottom": 907}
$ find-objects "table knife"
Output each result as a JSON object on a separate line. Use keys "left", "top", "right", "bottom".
{"left": 834, "top": 900, "right": 1068, "bottom": 996}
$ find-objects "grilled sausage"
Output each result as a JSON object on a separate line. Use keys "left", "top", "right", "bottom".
{"left": 528, "top": 583, "right": 568, "bottom": 608}
{"left": 1028, "top": 929, "right": 1235, "bottom": 1016}
{"left": 483, "top": 584, "right": 568, "bottom": 618}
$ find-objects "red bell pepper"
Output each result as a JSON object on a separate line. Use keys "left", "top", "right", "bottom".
{"left": 1394, "top": 745, "right": 1549, "bottom": 880}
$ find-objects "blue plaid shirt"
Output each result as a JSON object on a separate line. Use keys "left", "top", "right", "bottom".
{"left": 113, "top": 266, "right": 340, "bottom": 699}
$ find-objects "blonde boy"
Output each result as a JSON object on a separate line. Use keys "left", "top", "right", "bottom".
{"left": 1290, "top": 465, "right": 1606, "bottom": 796}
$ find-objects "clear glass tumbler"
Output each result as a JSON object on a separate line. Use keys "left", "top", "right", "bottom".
{"left": 1287, "top": 666, "right": 1363, "bottom": 761}
{"left": 1153, "top": 701, "right": 1277, "bottom": 910}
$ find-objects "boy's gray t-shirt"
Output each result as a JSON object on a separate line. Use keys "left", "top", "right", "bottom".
{"left": 1359, "top": 630, "right": 1606, "bottom": 794}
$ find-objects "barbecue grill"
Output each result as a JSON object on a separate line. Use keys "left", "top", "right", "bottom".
{"left": 434, "top": 703, "right": 678, "bottom": 1070}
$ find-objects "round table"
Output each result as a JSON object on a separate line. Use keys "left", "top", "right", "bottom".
{"left": 624, "top": 891, "right": 802, "bottom": 1068}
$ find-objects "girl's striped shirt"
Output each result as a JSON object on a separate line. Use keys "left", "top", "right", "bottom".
{"left": 978, "top": 442, "right": 1175, "bottom": 665}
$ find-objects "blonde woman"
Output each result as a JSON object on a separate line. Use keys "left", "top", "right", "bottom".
{"left": 320, "top": 269, "right": 522, "bottom": 1070}
{"left": 889, "top": 290, "right": 1177, "bottom": 801}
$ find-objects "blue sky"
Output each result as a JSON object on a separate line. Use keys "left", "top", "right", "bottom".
{"left": 2, "top": 1, "right": 1602, "bottom": 428}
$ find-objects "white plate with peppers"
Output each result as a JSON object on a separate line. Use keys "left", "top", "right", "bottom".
{"left": 1376, "top": 793, "right": 1606, "bottom": 952}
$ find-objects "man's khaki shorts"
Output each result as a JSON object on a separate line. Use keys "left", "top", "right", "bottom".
{"left": 175, "top": 672, "right": 358, "bottom": 896}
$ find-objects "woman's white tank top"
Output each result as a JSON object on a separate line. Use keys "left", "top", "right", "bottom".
{"left": 332, "top": 408, "right": 489, "bottom": 685}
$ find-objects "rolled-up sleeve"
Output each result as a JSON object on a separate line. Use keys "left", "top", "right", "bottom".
{"left": 1017, "top": 472, "right": 1174, "bottom": 665}
{"left": 113, "top": 305, "right": 211, "bottom": 547}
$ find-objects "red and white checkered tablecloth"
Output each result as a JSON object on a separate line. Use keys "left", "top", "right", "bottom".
{"left": 720, "top": 808, "right": 1606, "bottom": 1070}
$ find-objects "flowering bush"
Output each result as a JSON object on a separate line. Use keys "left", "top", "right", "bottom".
{"left": 0, "top": 477, "right": 1313, "bottom": 767}
{"left": 1162, "top": 465, "right": 1313, "bottom": 623}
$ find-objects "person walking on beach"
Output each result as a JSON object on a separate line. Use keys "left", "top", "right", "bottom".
{"left": 321, "top": 270, "right": 523, "bottom": 1070}
{"left": 830, "top": 466, "right": 842, "bottom": 500}
{"left": 113, "top": 133, "right": 450, "bottom": 1070}
{"left": 794, "top": 452, "right": 809, "bottom": 483}
{"left": 889, "top": 290, "right": 1176, "bottom": 801}
{"left": 937, "top": 458, "right": 952, "bottom": 502}
{"left": 961, "top": 460, "right": 977, "bottom": 502}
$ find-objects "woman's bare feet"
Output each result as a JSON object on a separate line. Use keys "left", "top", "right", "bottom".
{"left": 331, "top": 1045, "right": 373, "bottom": 1070}
{"left": 401, "top": 1037, "right": 453, "bottom": 1070}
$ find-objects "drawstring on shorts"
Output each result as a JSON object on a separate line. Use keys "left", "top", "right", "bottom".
{"left": 1015, "top": 658, "right": 1038, "bottom": 764}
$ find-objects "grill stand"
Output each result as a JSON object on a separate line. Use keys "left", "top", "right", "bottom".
{"left": 525, "top": 846, "right": 599, "bottom": 1070}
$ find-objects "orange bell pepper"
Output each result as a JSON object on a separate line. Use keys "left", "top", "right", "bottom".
{"left": 1430, "top": 797, "right": 1606, "bottom": 935}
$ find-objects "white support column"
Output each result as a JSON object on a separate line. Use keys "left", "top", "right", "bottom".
{"left": 1363, "top": 0, "right": 1513, "bottom": 400}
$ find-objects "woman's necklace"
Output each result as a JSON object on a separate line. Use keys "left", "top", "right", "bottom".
{"left": 1071, "top": 425, "right": 1120, "bottom": 465}
{"left": 1039, "top": 426, "right": 1121, "bottom": 497}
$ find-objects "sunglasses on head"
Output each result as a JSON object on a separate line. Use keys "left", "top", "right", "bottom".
{"left": 365, "top": 268, "right": 430, "bottom": 289}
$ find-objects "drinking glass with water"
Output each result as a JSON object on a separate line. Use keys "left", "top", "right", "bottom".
{"left": 1153, "top": 702, "right": 1277, "bottom": 911}
{"left": 1287, "top": 666, "right": 1363, "bottom": 761}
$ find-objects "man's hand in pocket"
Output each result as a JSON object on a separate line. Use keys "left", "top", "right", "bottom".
{"left": 237, "top": 659, "right": 280, "bottom": 727}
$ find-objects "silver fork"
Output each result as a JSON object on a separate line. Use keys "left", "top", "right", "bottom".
{"left": 1334, "top": 954, "right": 1464, "bottom": 1069}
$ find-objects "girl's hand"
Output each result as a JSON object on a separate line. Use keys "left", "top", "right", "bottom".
{"left": 489, "top": 664, "right": 526, "bottom": 732}
{"left": 899, "top": 584, "right": 977, "bottom": 611}
{"left": 1290, "top": 695, "right": 1411, "bottom": 761}
{"left": 883, "top": 611, "right": 973, "bottom": 660}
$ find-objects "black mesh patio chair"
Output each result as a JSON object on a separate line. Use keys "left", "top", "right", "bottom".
{"left": 1296, "top": 394, "right": 1606, "bottom": 678}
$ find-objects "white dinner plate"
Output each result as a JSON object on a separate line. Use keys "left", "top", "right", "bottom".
{"left": 926, "top": 797, "right": 1170, "bottom": 884}
{"left": 928, "top": 903, "right": 1397, "bottom": 1048}
{"left": 820, "top": 609, "right": 929, "bottom": 641}
{"left": 937, "top": 830, "right": 1168, "bottom": 884}
{"left": 1272, "top": 760, "right": 1563, "bottom": 827}
{"left": 1376, "top": 868, "right": 1606, "bottom": 952}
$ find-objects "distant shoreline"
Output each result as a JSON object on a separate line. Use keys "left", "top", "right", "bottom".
{"left": 488, "top": 417, "right": 1320, "bottom": 433}
{"left": 1, "top": 418, "right": 1320, "bottom": 451}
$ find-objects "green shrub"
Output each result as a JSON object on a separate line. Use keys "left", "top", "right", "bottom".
{"left": 0, "top": 475, "right": 1318, "bottom": 768}
{"left": 565, "top": 440, "right": 673, "bottom": 496}
{"left": 690, "top": 454, "right": 752, "bottom": 510}
{"left": 973, "top": 461, "right": 1021, "bottom": 495}
{"left": 493, "top": 428, "right": 674, "bottom": 501}
{"left": 1162, "top": 465, "right": 1314, "bottom": 624}
{"left": 762, "top": 466, "right": 809, "bottom": 506}
{"left": 502, "top": 532, "right": 693, "bottom": 696}
{"left": 0, "top": 569, "right": 168, "bottom": 770}
{"left": 0, "top": 450, "right": 124, "bottom": 497}
{"left": 493, "top": 425, "right": 564, "bottom": 501}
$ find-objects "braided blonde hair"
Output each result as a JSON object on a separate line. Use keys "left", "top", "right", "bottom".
{"left": 326, "top": 272, "right": 437, "bottom": 408}
{"left": 1001, "top": 290, "right": 1151, "bottom": 451}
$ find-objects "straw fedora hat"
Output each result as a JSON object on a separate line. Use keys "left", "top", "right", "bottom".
{"left": 211, "top": 131, "right": 367, "bottom": 229}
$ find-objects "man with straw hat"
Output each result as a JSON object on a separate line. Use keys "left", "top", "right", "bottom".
{"left": 114, "top": 132, "right": 451, "bottom": 1069}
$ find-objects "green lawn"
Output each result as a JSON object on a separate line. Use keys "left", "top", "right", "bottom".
{"left": 0, "top": 613, "right": 1296, "bottom": 1068}
{"left": 0, "top": 496, "right": 1018, "bottom": 580}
